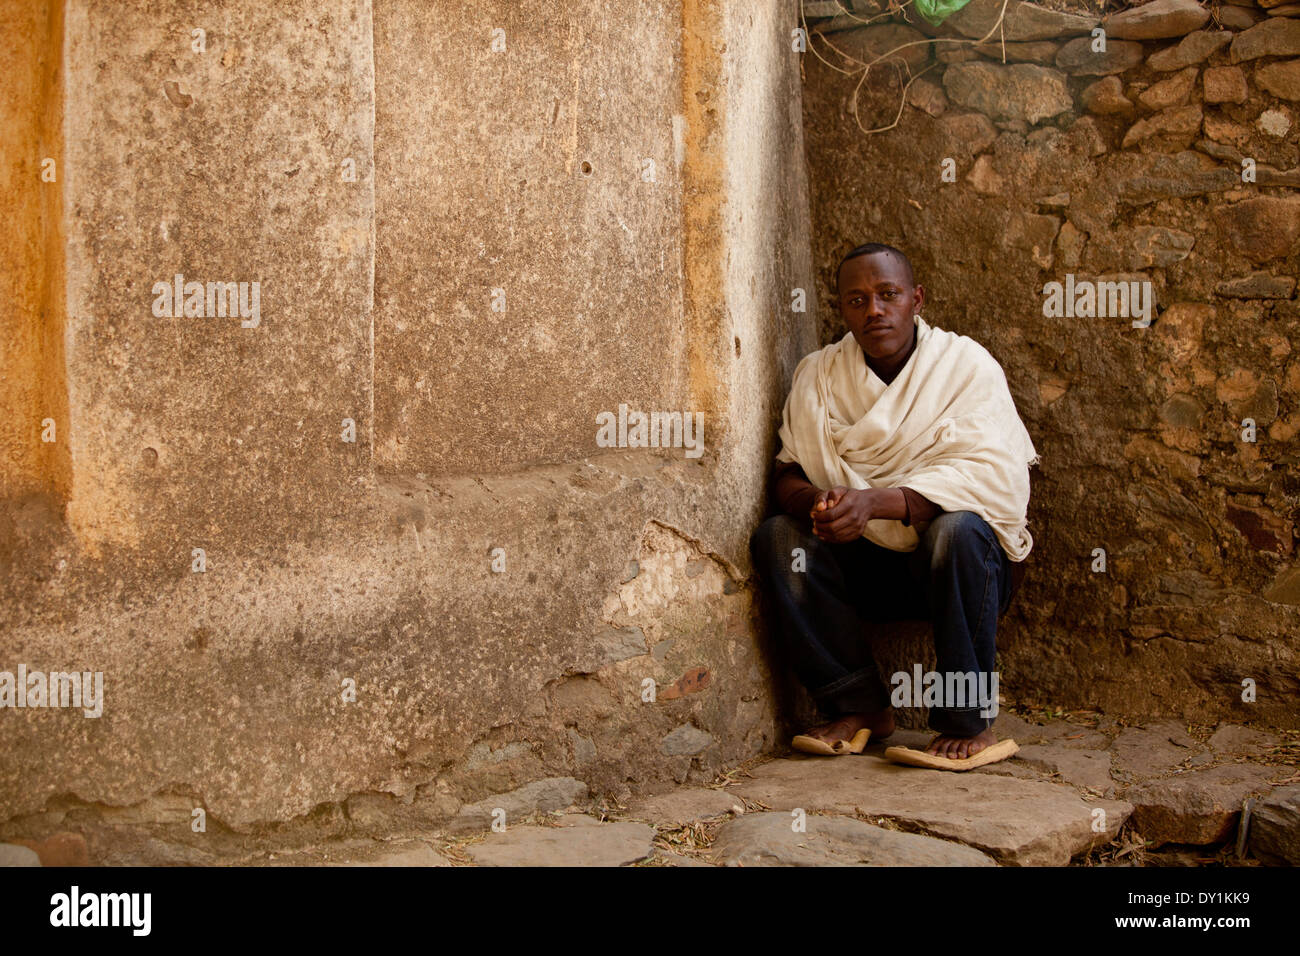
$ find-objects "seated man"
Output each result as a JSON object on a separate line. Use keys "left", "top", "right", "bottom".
{"left": 751, "top": 242, "right": 1038, "bottom": 762}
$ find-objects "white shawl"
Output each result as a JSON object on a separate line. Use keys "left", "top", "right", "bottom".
{"left": 776, "top": 315, "right": 1039, "bottom": 561}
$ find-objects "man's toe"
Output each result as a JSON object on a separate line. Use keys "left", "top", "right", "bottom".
{"left": 808, "top": 722, "right": 845, "bottom": 744}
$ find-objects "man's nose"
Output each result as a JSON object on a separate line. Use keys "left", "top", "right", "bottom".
{"left": 864, "top": 296, "right": 885, "bottom": 318}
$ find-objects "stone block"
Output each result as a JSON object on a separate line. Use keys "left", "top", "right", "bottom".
{"left": 1212, "top": 197, "right": 1300, "bottom": 262}
{"left": 1138, "top": 67, "right": 1199, "bottom": 109}
{"left": 1147, "top": 30, "right": 1233, "bottom": 70}
{"left": 1215, "top": 273, "right": 1297, "bottom": 298}
{"left": 1056, "top": 37, "right": 1146, "bottom": 75}
{"left": 1250, "top": 784, "right": 1300, "bottom": 864}
{"left": 623, "top": 787, "right": 741, "bottom": 826}
{"left": 1204, "top": 66, "right": 1249, "bottom": 104}
{"left": 1256, "top": 59, "right": 1300, "bottom": 99}
{"left": 448, "top": 776, "right": 589, "bottom": 835}
{"left": 467, "top": 815, "right": 655, "bottom": 866}
{"left": 1110, "top": 720, "right": 1206, "bottom": 779}
{"left": 373, "top": 0, "right": 686, "bottom": 475}
{"left": 1081, "top": 76, "right": 1134, "bottom": 114}
{"left": 711, "top": 811, "right": 997, "bottom": 866}
{"left": 1231, "top": 18, "right": 1300, "bottom": 62}
{"left": 1104, "top": 0, "right": 1211, "bottom": 40}
{"left": 947, "top": 0, "right": 1099, "bottom": 43}
{"left": 60, "top": 0, "right": 376, "bottom": 549}
{"left": 731, "top": 754, "right": 1132, "bottom": 865}
{"left": 1121, "top": 104, "right": 1203, "bottom": 148}
{"left": 942, "top": 62, "right": 1073, "bottom": 122}
{"left": 1128, "top": 764, "right": 1277, "bottom": 846}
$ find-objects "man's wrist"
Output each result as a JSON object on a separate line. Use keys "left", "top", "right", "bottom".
{"left": 862, "top": 487, "right": 906, "bottom": 521}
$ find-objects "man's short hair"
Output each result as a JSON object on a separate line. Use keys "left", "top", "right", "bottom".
{"left": 836, "top": 242, "right": 915, "bottom": 288}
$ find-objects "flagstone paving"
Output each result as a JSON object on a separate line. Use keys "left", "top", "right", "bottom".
{"left": 2, "top": 716, "right": 1296, "bottom": 867}
{"left": 710, "top": 812, "right": 997, "bottom": 866}
{"left": 723, "top": 750, "right": 1130, "bottom": 866}
{"left": 466, "top": 816, "right": 655, "bottom": 868}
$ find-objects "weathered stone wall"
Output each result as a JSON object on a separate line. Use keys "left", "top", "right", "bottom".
{"left": 16, "top": 0, "right": 1293, "bottom": 841}
{"left": 0, "top": 0, "right": 815, "bottom": 831}
{"left": 373, "top": 0, "right": 689, "bottom": 476}
{"left": 801, "top": 0, "right": 1300, "bottom": 726}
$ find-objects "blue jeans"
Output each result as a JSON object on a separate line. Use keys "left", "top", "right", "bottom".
{"left": 750, "top": 511, "right": 1015, "bottom": 737}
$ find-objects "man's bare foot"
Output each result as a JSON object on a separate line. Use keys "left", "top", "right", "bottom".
{"left": 803, "top": 708, "right": 895, "bottom": 746}
{"left": 925, "top": 727, "right": 996, "bottom": 760}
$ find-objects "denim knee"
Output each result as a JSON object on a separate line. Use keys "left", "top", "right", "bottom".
{"left": 924, "top": 511, "right": 996, "bottom": 567}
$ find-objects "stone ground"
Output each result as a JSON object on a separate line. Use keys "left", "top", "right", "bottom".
{"left": 3, "top": 710, "right": 1298, "bottom": 867}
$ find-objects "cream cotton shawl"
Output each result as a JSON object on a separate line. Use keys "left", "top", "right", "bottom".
{"left": 776, "top": 315, "right": 1039, "bottom": 561}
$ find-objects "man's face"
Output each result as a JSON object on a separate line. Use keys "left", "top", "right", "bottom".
{"left": 836, "top": 252, "right": 925, "bottom": 363}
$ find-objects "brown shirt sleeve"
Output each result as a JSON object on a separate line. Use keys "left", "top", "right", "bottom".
{"left": 899, "top": 487, "right": 941, "bottom": 527}
{"left": 772, "top": 461, "right": 819, "bottom": 519}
